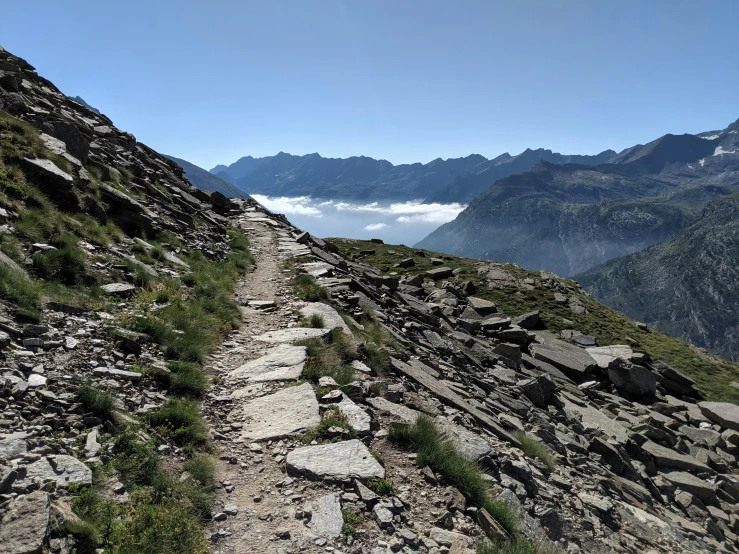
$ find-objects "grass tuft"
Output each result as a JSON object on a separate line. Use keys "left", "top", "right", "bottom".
{"left": 514, "top": 433, "right": 556, "bottom": 472}
{"left": 146, "top": 398, "right": 208, "bottom": 449}
{"left": 75, "top": 384, "right": 116, "bottom": 421}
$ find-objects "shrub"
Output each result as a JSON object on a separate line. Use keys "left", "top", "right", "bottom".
{"left": 75, "top": 384, "right": 115, "bottom": 421}
{"left": 146, "top": 398, "right": 208, "bottom": 449}
{"left": 341, "top": 510, "right": 363, "bottom": 537}
{"left": 514, "top": 433, "right": 556, "bottom": 472}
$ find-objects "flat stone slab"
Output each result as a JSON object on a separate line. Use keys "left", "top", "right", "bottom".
{"left": 248, "top": 300, "right": 276, "bottom": 309}
{"left": 92, "top": 367, "right": 142, "bottom": 381}
{"left": 253, "top": 328, "right": 331, "bottom": 344}
{"left": 698, "top": 402, "right": 739, "bottom": 432}
{"left": 586, "top": 345, "right": 634, "bottom": 369}
{"left": 286, "top": 439, "right": 385, "bottom": 481}
{"left": 0, "top": 490, "right": 49, "bottom": 554}
{"left": 562, "top": 398, "right": 631, "bottom": 444}
{"left": 300, "top": 262, "right": 334, "bottom": 277}
{"left": 426, "top": 267, "right": 454, "bottom": 279}
{"left": 367, "top": 397, "right": 421, "bottom": 422}
{"left": 228, "top": 344, "right": 306, "bottom": 382}
{"left": 662, "top": 471, "right": 717, "bottom": 503}
{"left": 312, "top": 493, "right": 343, "bottom": 539}
{"left": 531, "top": 339, "right": 596, "bottom": 377}
{"left": 101, "top": 282, "right": 136, "bottom": 295}
{"left": 299, "top": 302, "right": 351, "bottom": 334}
{"left": 641, "top": 441, "right": 711, "bottom": 473}
{"left": 241, "top": 383, "right": 320, "bottom": 441}
{"left": 337, "top": 394, "right": 372, "bottom": 434}
{"left": 18, "top": 455, "right": 93, "bottom": 488}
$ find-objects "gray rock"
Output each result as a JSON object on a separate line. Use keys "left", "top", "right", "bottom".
{"left": 286, "top": 439, "right": 385, "bottom": 481}
{"left": 641, "top": 441, "right": 711, "bottom": 473}
{"left": 19, "top": 455, "right": 93, "bottom": 488}
{"left": 434, "top": 417, "right": 492, "bottom": 462}
{"left": 663, "top": 471, "right": 717, "bottom": 503}
{"left": 0, "top": 432, "right": 28, "bottom": 461}
{"left": 312, "top": 493, "right": 343, "bottom": 538}
{"left": 228, "top": 344, "right": 306, "bottom": 382}
{"left": 92, "top": 367, "right": 142, "bottom": 381}
{"left": 512, "top": 310, "right": 539, "bottom": 329}
{"left": 467, "top": 297, "right": 498, "bottom": 314}
{"left": 299, "top": 302, "right": 351, "bottom": 334}
{"left": 586, "top": 345, "right": 634, "bottom": 368}
{"left": 426, "top": 267, "right": 454, "bottom": 279}
{"left": 253, "top": 327, "right": 331, "bottom": 344}
{"left": 607, "top": 361, "right": 657, "bottom": 396}
{"left": 698, "top": 402, "right": 739, "bottom": 431}
{"left": 530, "top": 339, "right": 596, "bottom": 378}
{"left": 84, "top": 429, "right": 100, "bottom": 458}
{"left": 337, "top": 394, "right": 372, "bottom": 435}
{"left": 0, "top": 490, "right": 50, "bottom": 554}
{"left": 22, "top": 157, "right": 74, "bottom": 188}
{"left": 240, "top": 382, "right": 320, "bottom": 441}
{"left": 428, "top": 527, "right": 468, "bottom": 547}
{"left": 100, "top": 282, "right": 136, "bottom": 296}
{"left": 373, "top": 504, "right": 395, "bottom": 528}
{"left": 519, "top": 374, "right": 557, "bottom": 407}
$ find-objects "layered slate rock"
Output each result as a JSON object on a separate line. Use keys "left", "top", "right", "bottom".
{"left": 587, "top": 345, "right": 634, "bottom": 369}
{"left": 228, "top": 344, "right": 306, "bottom": 382}
{"left": 0, "top": 490, "right": 49, "bottom": 554}
{"left": 286, "top": 439, "right": 385, "bottom": 481}
{"left": 641, "top": 441, "right": 711, "bottom": 473}
{"left": 698, "top": 402, "right": 739, "bottom": 432}
{"left": 312, "top": 493, "right": 344, "bottom": 539}
{"left": 240, "top": 383, "right": 320, "bottom": 441}
{"left": 298, "top": 302, "right": 351, "bottom": 334}
{"left": 336, "top": 394, "right": 372, "bottom": 435}
{"left": 662, "top": 471, "right": 717, "bottom": 503}
{"left": 253, "top": 327, "right": 331, "bottom": 344}
{"left": 530, "top": 337, "right": 596, "bottom": 378}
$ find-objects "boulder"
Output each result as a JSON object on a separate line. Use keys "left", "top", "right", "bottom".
{"left": 586, "top": 345, "right": 634, "bottom": 369}
{"left": 698, "top": 402, "right": 739, "bottom": 432}
{"left": 22, "top": 157, "right": 73, "bottom": 189}
{"left": 512, "top": 310, "right": 539, "bottom": 329}
{"left": 607, "top": 361, "right": 657, "bottom": 396}
{"left": 0, "top": 490, "right": 50, "bottom": 554}
{"left": 286, "top": 439, "right": 385, "bottom": 481}
{"left": 19, "top": 455, "right": 93, "bottom": 488}
{"left": 530, "top": 339, "right": 596, "bottom": 378}
{"left": 641, "top": 441, "right": 711, "bottom": 473}
{"left": 663, "top": 471, "right": 717, "bottom": 504}
{"left": 426, "top": 267, "right": 454, "bottom": 280}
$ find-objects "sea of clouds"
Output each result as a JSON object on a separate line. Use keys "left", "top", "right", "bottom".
{"left": 250, "top": 195, "right": 466, "bottom": 246}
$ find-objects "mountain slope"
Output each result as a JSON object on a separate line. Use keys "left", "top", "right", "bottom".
{"left": 417, "top": 118, "right": 739, "bottom": 276}
{"left": 576, "top": 195, "right": 739, "bottom": 362}
{"left": 427, "top": 147, "right": 617, "bottom": 203}
{"left": 165, "top": 155, "right": 248, "bottom": 199}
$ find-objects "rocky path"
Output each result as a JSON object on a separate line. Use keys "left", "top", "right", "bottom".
{"left": 202, "top": 211, "right": 357, "bottom": 554}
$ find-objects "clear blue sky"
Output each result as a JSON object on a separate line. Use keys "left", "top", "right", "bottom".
{"left": 3, "top": 1, "right": 737, "bottom": 169}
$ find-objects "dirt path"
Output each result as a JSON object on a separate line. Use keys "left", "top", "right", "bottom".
{"left": 201, "top": 212, "right": 332, "bottom": 554}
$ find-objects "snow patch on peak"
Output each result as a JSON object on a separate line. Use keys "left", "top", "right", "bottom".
{"left": 713, "top": 146, "right": 737, "bottom": 156}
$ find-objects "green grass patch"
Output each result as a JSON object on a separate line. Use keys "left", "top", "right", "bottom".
{"left": 367, "top": 478, "right": 397, "bottom": 495}
{"left": 302, "top": 412, "right": 357, "bottom": 443}
{"left": 75, "top": 384, "right": 116, "bottom": 422}
{"left": 0, "top": 263, "right": 41, "bottom": 321}
{"left": 389, "top": 415, "right": 522, "bottom": 538}
{"left": 514, "top": 433, "right": 556, "bottom": 472}
{"left": 291, "top": 272, "right": 329, "bottom": 301}
{"left": 341, "top": 509, "right": 364, "bottom": 538}
{"left": 146, "top": 398, "right": 208, "bottom": 450}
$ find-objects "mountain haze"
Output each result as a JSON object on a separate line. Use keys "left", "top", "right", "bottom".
{"left": 417, "top": 119, "right": 739, "bottom": 276}
{"left": 576, "top": 195, "right": 739, "bottom": 362}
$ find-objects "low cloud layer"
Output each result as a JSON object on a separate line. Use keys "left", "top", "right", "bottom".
{"left": 249, "top": 195, "right": 466, "bottom": 246}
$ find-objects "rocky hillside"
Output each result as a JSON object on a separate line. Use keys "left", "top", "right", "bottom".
{"left": 417, "top": 121, "right": 739, "bottom": 276}
{"left": 3, "top": 43, "right": 739, "bottom": 554}
{"left": 165, "top": 155, "right": 248, "bottom": 199}
{"left": 576, "top": 195, "right": 739, "bottom": 362}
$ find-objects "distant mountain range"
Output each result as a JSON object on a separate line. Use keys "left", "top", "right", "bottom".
{"left": 205, "top": 148, "right": 617, "bottom": 203}
{"left": 576, "top": 195, "right": 739, "bottom": 362}
{"left": 417, "top": 117, "right": 739, "bottom": 276}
